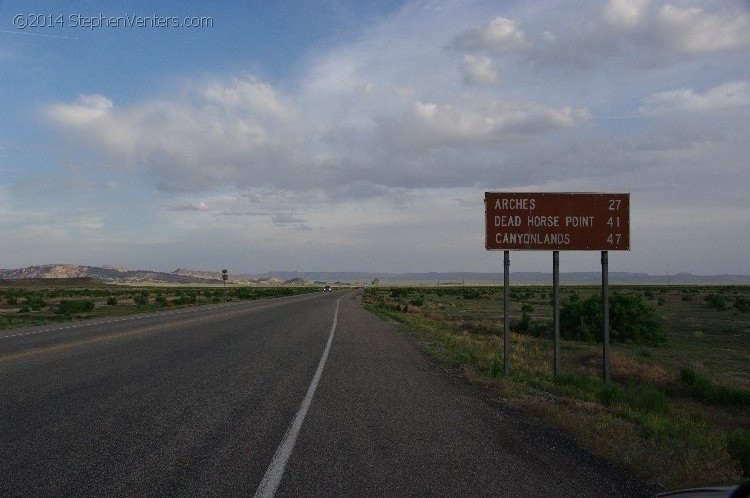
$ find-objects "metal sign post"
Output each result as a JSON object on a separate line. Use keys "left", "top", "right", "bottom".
{"left": 601, "top": 252, "right": 610, "bottom": 383}
{"left": 553, "top": 251, "right": 560, "bottom": 378}
{"left": 503, "top": 250, "right": 510, "bottom": 376}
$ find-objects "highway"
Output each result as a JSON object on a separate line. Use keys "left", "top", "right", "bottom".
{"left": 0, "top": 291, "right": 654, "bottom": 496}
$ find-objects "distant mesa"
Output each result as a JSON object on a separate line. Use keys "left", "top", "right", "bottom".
{"left": 0, "top": 265, "right": 748, "bottom": 285}
{"left": 102, "top": 264, "right": 129, "bottom": 272}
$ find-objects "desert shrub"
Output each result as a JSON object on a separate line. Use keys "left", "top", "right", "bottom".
{"left": 734, "top": 297, "right": 750, "bottom": 313}
{"left": 460, "top": 320, "right": 499, "bottom": 335}
{"left": 681, "top": 368, "right": 750, "bottom": 408}
{"left": 560, "top": 293, "right": 665, "bottom": 345}
{"left": 599, "top": 382, "right": 669, "bottom": 415}
{"left": 177, "top": 293, "right": 196, "bottom": 305}
{"left": 511, "top": 311, "right": 550, "bottom": 338}
{"left": 728, "top": 429, "right": 750, "bottom": 477}
{"left": 389, "top": 288, "right": 410, "bottom": 298}
{"left": 409, "top": 295, "right": 425, "bottom": 307}
{"left": 56, "top": 300, "right": 95, "bottom": 315}
{"left": 24, "top": 296, "right": 46, "bottom": 311}
{"left": 509, "top": 288, "right": 533, "bottom": 300}
{"left": 705, "top": 293, "right": 729, "bottom": 311}
{"left": 133, "top": 293, "right": 149, "bottom": 305}
{"left": 490, "top": 355, "right": 502, "bottom": 378}
{"left": 462, "top": 289, "right": 482, "bottom": 299}
{"left": 155, "top": 294, "right": 168, "bottom": 306}
{"left": 231, "top": 287, "right": 252, "bottom": 300}
{"left": 560, "top": 293, "right": 601, "bottom": 342}
{"left": 106, "top": 297, "right": 118, "bottom": 306}
{"left": 511, "top": 311, "right": 533, "bottom": 335}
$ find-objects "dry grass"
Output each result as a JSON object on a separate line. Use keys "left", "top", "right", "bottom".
{"left": 579, "top": 351, "right": 671, "bottom": 384}
{"left": 364, "top": 285, "right": 750, "bottom": 488}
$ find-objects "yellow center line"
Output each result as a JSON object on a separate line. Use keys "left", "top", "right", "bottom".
{"left": 0, "top": 298, "right": 300, "bottom": 364}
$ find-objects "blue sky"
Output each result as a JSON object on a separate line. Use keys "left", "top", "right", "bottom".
{"left": 1, "top": 0, "right": 749, "bottom": 275}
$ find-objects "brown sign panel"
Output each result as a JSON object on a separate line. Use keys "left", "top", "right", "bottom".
{"left": 485, "top": 192, "right": 630, "bottom": 251}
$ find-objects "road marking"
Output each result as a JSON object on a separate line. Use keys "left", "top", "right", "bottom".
{"left": 0, "top": 294, "right": 325, "bottom": 363}
{"left": 0, "top": 301, "right": 241, "bottom": 340}
{"left": 0, "top": 293, "right": 320, "bottom": 341}
{"left": 0, "top": 323, "right": 175, "bottom": 363}
{"left": 254, "top": 295, "right": 343, "bottom": 498}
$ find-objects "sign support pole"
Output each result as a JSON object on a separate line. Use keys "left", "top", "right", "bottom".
{"left": 553, "top": 250, "right": 560, "bottom": 378}
{"left": 601, "top": 251, "right": 610, "bottom": 383}
{"left": 503, "top": 250, "right": 510, "bottom": 376}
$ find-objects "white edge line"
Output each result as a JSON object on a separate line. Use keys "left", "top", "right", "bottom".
{"left": 254, "top": 295, "right": 343, "bottom": 498}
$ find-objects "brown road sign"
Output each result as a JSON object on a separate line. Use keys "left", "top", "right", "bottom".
{"left": 485, "top": 192, "right": 630, "bottom": 251}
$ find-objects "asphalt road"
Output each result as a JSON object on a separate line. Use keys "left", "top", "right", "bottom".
{"left": 0, "top": 291, "right": 655, "bottom": 497}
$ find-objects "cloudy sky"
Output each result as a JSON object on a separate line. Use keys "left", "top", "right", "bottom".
{"left": 1, "top": 0, "right": 748, "bottom": 275}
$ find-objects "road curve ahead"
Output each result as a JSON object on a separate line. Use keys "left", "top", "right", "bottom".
{"left": 0, "top": 291, "right": 654, "bottom": 496}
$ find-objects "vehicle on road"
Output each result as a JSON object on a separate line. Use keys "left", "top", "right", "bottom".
{"left": 324, "top": 285, "right": 332, "bottom": 292}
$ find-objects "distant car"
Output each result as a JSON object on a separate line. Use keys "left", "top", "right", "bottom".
{"left": 324, "top": 285, "right": 332, "bottom": 292}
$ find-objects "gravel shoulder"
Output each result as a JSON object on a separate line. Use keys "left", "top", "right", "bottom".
{"left": 281, "top": 292, "right": 658, "bottom": 497}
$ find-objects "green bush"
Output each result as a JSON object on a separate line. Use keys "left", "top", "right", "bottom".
{"left": 490, "top": 355, "right": 502, "bottom": 378}
{"left": 177, "top": 293, "right": 197, "bottom": 305}
{"left": 734, "top": 297, "right": 750, "bottom": 313}
{"left": 389, "top": 288, "right": 410, "bottom": 298}
{"left": 560, "top": 292, "right": 665, "bottom": 345}
{"left": 409, "top": 295, "right": 425, "bottom": 307}
{"left": 56, "top": 300, "right": 95, "bottom": 315}
{"left": 728, "top": 429, "right": 750, "bottom": 477}
{"left": 681, "top": 368, "right": 750, "bottom": 408}
{"left": 462, "top": 289, "right": 482, "bottom": 300}
{"left": 106, "top": 297, "right": 118, "bottom": 306}
{"left": 705, "top": 293, "right": 729, "bottom": 311}
{"left": 560, "top": 293, "right": 601, "bottom": 342}
{"left": 599, "top": 383, "right": 669, "bottom": 415}
{"left": 233, "top": 287, "right": 255, "bottom": 300}
{"left": 133, "top": 293, "right": 149, "bottom": 305}
{"left": 155, "top": 295, "right": 169, "bottom": 306}
{"left": 24, "top": 296, "right": 46, "bottom": 311}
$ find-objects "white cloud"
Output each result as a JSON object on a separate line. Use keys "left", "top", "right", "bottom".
{"left": 464, "top": 1, "right": 750, "bottom": 71}
{"left": 170, "top": 200, "right": 212, "bottom": 211}
{"left": 640, "top": 81, "right": 750, "bottom": 115}
{"left": 453, "top": 16, "right": 531, "bottom": 54}
{"left": 46, "top": 64, "right": 590, "bottom": 196}
{"left": 67, "top": 216, "right": 104, "bottom": 231}
{"left": 47, "top": 94, "right": 113, "bottom": 126}
{"left": 46, "top": 82, "right": 300, "bottom": 191}
{"left": 653, "top": 4, "right": 750, "bottom": 56}
{"left": 602, "top": 0, "right": 651, "bottom": 30}
{"left": 461, "top": 54, "right": 498, "bottom": 84}
{"left": 203, "top": 77, "right": 294, "bottom": 121}
{"left": 384, "top": 99, "right": 590, "bottom": 151}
